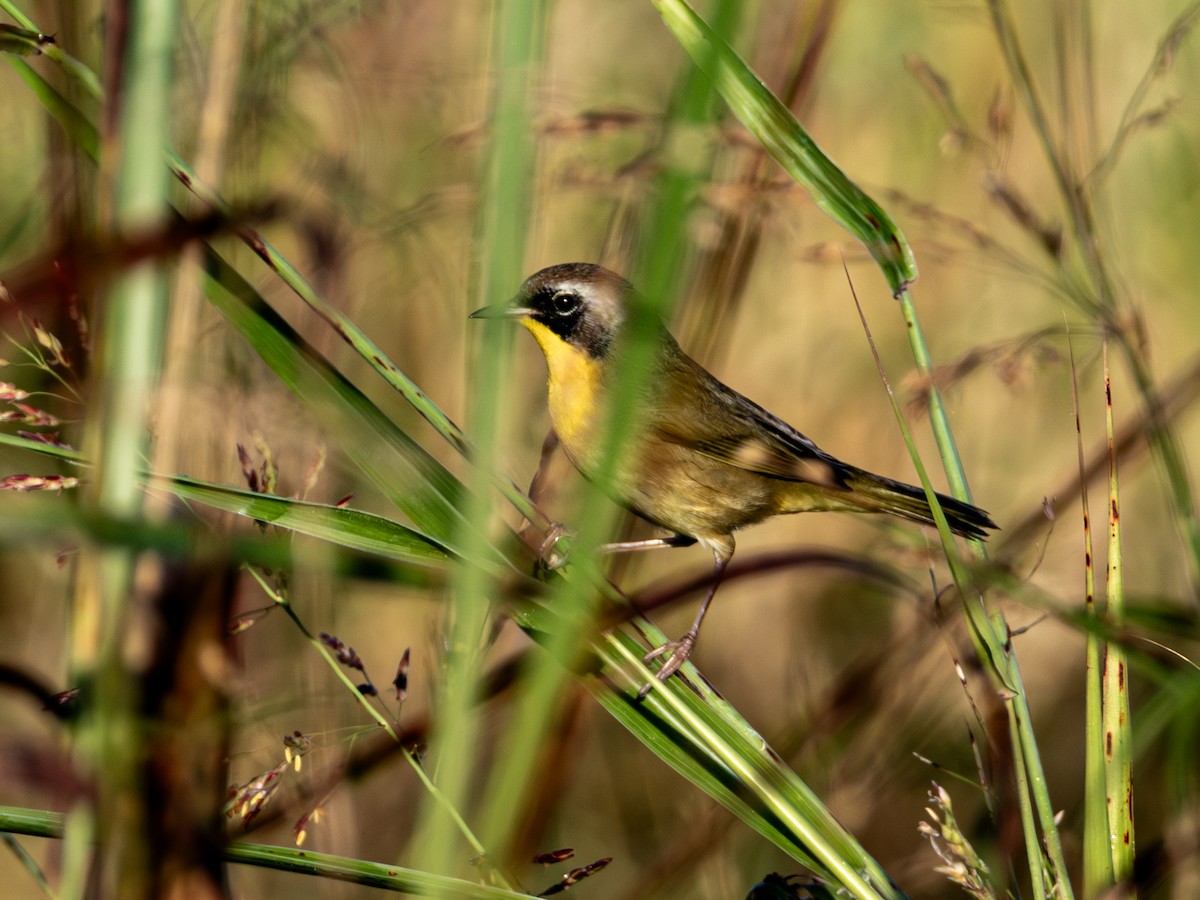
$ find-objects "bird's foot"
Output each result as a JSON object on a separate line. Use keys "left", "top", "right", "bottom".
{"left": 637, "top": 631, "right": 697, "bottom": 699}
{"left": 530, "top": 521, "right": 573, "bottom": 571}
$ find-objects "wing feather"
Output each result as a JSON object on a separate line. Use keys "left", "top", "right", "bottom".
{"left": 651, "top": 357, "right": 850, "bottom": 489}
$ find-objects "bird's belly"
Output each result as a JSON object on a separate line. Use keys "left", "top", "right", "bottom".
{"left": 620, "top": 442, "right": 778, "bottom": 540}
{"left": 544, "top": 370, "right": 779, "bottom": 540}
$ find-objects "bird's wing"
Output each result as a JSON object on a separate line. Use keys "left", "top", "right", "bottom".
{"left": 653, "top": 367, "right": 851, "bottom": 488}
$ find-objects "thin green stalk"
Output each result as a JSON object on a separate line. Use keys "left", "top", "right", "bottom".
{"left": 644, "top": 3, "right": 1069, "bottom": 894}
{"left": 244, "top": 568, "right": 399, "bottom": 740}
{"left": 986, "top": 0, "right": 1200, "bottom": 588}
{"left": 402, "top": 751, "right": 493, "bottom": 863}
{"left": 1083, "top": 610, "right": 1112, "bottom": 895}
{"left": 1102, "top": 343, "right": 1135, "bottom": 885}
{"left": 0, "top": 807, "right": 539, "bottom": 898}
{"left": 879, "top": 323, "right": 1076, "bottom": 894}
{"left": 651, "top": 0, "right": 917, "bottom": 293}
{"left": 1011, "top": 658, "right": 1072, "bottom": 895}
{"left": 894, "top": 290, "right": 974, "bottom": 504}
{"left": 477, "top": 0, "right": 741, "bottom": 869}
{"left": 858, "top": 280, "right": 1072, "bottom": 893}
{"left": 172, "top": 157, "right": 552, "bottom": 533}
{"left": 1072, "top": 332, "right": 1113, "bottom": 895}
{"left": 417, "top": 0, "right": 545, "bottom": 886}
{"left": 597, "top": 635, "right": 903, "bottom": 899}
{"left": 1, "top": 2, "right": 549, "bottom": 535}
{"left": 1008, "top": 706, "right": 1047, "bottom": 896}
{"left": 246, "top": 570, "right": 507, "bottom": 882}
{"left": 1, "top": 832, "right": 57, "bottom": 899}
{"left": 78, "top": 3, "right": 178, "bottom": 898}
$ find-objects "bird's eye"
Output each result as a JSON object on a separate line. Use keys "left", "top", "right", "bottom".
{"left": 550, "top": 291, "right": 580, "bottom": 316}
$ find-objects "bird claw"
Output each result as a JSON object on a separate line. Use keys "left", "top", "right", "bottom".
{"left": 636, "top": 632, "right": 697, "bottom": 699}
{"left": 532, "top": 522, "right": 573, "bottom": 571}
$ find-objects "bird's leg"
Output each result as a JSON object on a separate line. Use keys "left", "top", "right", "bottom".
{"left": 601, "top": 533, "right": 697, "bottom": 554}
{"left": 638, "top": 547, "right": 731, "bottom": 699}
{"left": 535, "top": 529, "right": 695, "bottom": 575}
{"left": 532, "top": 521, "right": 574, "bottom": 571}
{"left": 519, "top": 429, "right": 574, "bottom": 570}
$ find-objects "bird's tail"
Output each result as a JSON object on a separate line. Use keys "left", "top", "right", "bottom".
{"left": 840, "top": 468, "right": 997, "bottom": 540}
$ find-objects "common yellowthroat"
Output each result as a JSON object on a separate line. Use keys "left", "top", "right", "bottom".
{"left": 473, "top": 263, "right": 995, "bottom": 691}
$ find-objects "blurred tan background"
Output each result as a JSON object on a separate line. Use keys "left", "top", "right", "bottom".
{"left": 1, "top": 1, "right": 1198, "bottom": 897}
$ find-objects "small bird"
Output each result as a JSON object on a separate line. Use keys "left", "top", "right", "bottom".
{"left": 473, "top": 263, "right": 995, "bottom": 692}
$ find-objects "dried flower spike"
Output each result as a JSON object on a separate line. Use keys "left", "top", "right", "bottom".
{"left": 283, "top": 731, "right": 313, "bottom": 771}
{"left": 0, "top": 382, "right": 29, "bottom": 401}
{"left": 0, "top": 474, "right": 79, "bottom": 492}
{"left": 236, "top": 443, "right": 259, "bottom": 493}
{"left": 539, "top": 857, "right": 612, "bottom": 896}
{"left": 393, "top": 648, "right": 411, "bottom": 702}
{"left": 533, "top": 848, "right": 575, "bottom": 866}
{"left": 319, "top": 631, "right": 364, "bottom": 671}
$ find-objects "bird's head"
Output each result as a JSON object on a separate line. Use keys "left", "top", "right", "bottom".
{"left": 471, "top": 263, "right": 632, "bottom": 361}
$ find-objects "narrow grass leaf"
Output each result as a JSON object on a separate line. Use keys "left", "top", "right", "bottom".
{"left": 651, "top": 0, "right": 917, "bottom": 293}
{"left": 1072, "top": 333, "right": 1114, "bottom": 894}
{"left": 1102, "top": 343, "right": 1135, "bottom": 882}
{"left": 170, "top": 157, "right": 550, "bottom": 535}
{"left": 0, "top": 806, "right": 539, "bottom": 898}
{"left": 429, "top": 0, "right": 548, "bottom": 879}
{"left": 200, "top": 246, "right": 513, "bottom": 568}
{"left": 5, "top": 57, "right": 99, "bottom": 161}
{"left": 164, "top": 476, "right": 456, "bottom": 568}
{"left": 588, "top": 632, "right": 906, "bottom": 900}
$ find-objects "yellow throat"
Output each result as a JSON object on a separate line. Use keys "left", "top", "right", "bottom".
{"left": 520, "top": 316, "right": 605, "bottom": 456}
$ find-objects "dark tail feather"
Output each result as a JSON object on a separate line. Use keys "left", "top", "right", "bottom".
{"left": 844, "top": 470, "right": 997, "bottom": 540}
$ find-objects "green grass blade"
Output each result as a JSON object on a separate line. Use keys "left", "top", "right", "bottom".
{"left": 1102, "top": 345, "right": 1135, "bottom": 884}
{"left": 0, "top": 431, "right": 86, "bottom": 465}
{"left": 0, "top": 432, "right": 456, "bottom": 571}
{"left": 4, "top": 57, "right": 99, "bottom": 161}
{"left": 0, "top": 23, "right": 44, "bottom": 55}
{"left": 200, "top": 246, "right": 513, "bottom": 567}
{"left": 893, "top": 289, "right": 977, "bottom": 505}
{"left": 651, "top": 0, "right": 917, "bottom": 293}
{"left": 3, "top": 10, "right": 545, "bottom": 535}
{"left": 163, "top": 476, "right": 456, "bottom": 568}
{"left": 423, "top": 0, "right": 547, "bottom": 882}
{"left": 0, "top": 806, "right": 539, "bottom": 898}
{"left": 0, "top": 0, "right": 102, "bottom": 98}
{"left": 229, "top": 843, "right": 538, "bottom": 898}
{"left": 1007, "top": 715, "right": 1048, "bottom": 895}
{"left": 1071, "top": 335, "right": 1114, "bottom": 894}
{"left": 81, "top": 2, "right": 180, "bottom": 895}
{"left": 0, "top": 492, "right": 430, "bottom": 584}
{"left": 589, "top": 632, "right": 905, "bottom": 899}
{"left": 170, "top": 157, "right": 550, "bottom": 535}
{"left": 850, "top": 285, "right": 1072, "bottom": 896}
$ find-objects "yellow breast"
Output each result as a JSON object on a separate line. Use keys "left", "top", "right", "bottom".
{"left": 521, "top": 317, "right": 605, "bottom": 462}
